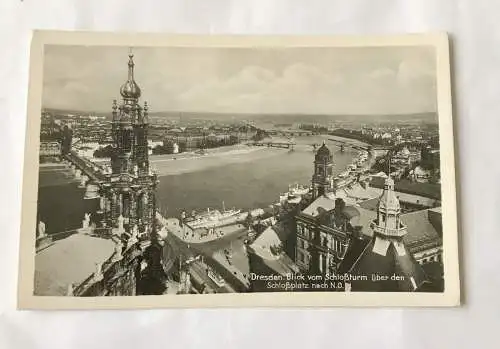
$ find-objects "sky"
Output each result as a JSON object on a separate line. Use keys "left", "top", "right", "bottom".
{"left": 42, "top": 44, "right": 437, "bottom": 115}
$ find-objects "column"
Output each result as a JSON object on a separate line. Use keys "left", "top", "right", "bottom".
{"left": 103, "top": 194, "right": 110, "bottom": 227}
{"left": 137, "top": 192, "right": 144, "bottom": 232}
{"left": 151, "top": 192, "right": 157, "bottom": 234}
{"left": 319, "top": 253, "right": 323, "bottom": 273}
{"left": 110, "top": 192, "right": 117, "bottom": 227}
{"left": 98, "top": 196, "right": 105, "bottom": 213}
{"left": 147, "top": 191, "right": 154, "bottom": 226}
{"left": 141, "top": 192, "right": 148, "bottom": 223}
{"left": 118, "top": 193, "right": 124, "bottom": 217}
{"left": 129, "top": 191, "right": 137, "bottom": 227}
{"left": 99, "top": 195, "right": 107, "bottom": 227}
{"left": 123, "top": 193, "right": 130, "bottom": 221}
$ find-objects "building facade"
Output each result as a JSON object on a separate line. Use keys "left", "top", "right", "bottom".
{"left": 295, "top": 143, "right": 353, "bottom": 274}
{"left": 295, "top": 207, "right": 351, "bottom": 274}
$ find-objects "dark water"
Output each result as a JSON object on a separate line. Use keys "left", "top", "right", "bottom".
{"left": 37, "top": 137, "right": 358, "bottom": 234}
{"left": 37, "top": 166, "right": 98, "bottom": 234}
{"left": 37, "top": 183, "right": 99, "bottom": 235}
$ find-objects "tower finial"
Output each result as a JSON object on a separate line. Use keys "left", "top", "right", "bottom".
{"left": 127, "top": 48, "right": 135, "bottom": 79}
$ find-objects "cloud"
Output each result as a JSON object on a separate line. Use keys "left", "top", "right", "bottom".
{"left": 42, "top": 46, "right": 437, "bottom": 115}
{"left": 173, "top": 58, "right": 435, "bottom": 115}
{"left": 397, "top": 59, "right": 434, "bottom": 85}
{"left": 176, "top": 63, "right": 345, "bottom": 113}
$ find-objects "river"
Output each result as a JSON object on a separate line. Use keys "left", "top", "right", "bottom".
{"left": 37, "top": 136, "right": 361, "bottom": 234}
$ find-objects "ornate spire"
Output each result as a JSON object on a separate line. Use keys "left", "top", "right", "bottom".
{"left": 127, "top": 49, "right": 135, "bottom": 81}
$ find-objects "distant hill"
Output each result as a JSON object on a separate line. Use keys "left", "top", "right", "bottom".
{"left": 42, "top": 107, "right": 438, "bottom": 124}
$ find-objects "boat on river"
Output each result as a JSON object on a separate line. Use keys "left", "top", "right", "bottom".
{"left": 207, "top": 266, "right": 226, "bottom": 287}
{"left": 288, "top": 183, "right": 309, "bottom": 196}
{"left": 185, "top": 205, "right": 241, "bottom": 229}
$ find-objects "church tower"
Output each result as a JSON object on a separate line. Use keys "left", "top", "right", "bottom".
{"left": 101, "top": 51, "right": 159, "bottom": 241}
{"left": 373, "top": 176, "right": 404, "bottom": 238}
{"left": 345, "top": 176, "right": 427, "bottom": 292}
{"left": 312, "top": 141, "right": 334, "bottom": 199}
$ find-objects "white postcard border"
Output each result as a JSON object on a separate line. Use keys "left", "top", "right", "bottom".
{"left": 17, "top": 30, "right": 460, "bottom": 309}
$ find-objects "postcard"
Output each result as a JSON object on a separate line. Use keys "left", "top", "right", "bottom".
{"left": 17, "top": 31, "right": 460, "bottom": 309}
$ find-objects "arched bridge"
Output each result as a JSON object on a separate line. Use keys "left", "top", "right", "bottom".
{"left": 252, "top": 141, "right": 295, "bottom": 149}
{"left": 63, "top": 151, "right": 108, "bottom": 186}
{"left": 327, "top": 139, "right": 371, "bottom": 151}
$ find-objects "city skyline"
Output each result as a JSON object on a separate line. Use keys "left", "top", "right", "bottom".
{"left": 42, "top": 45, "right": 437, "bottom": 116}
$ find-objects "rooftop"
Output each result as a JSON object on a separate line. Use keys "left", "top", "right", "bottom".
{"left": 302, "top": 195, "right": 336, "bottom": 217}
{"left": 34, "top": 233, "right": 116, "bottom": 296}
{"left": 357, "top": 197, "right": 379, "bottom": 211}
{"left": 343, "top": 183, "right": 382, "bottom": 201}
{"left": 343, "top": 239, "right": 428, "bottom": 292}
{"left": 370, "top": 177, "right": 441, "bottom": 200}
{"left": 349, "top": 207, "right": 377, "bottom": 237}
{"left": 249, "top": 226, "right": 283, "bottom": 261}
{"left": 358, "top": 191, "right": 438, "bottom": 210}
{"left": 401, "top": 208, "right": 442, "bottom": 249}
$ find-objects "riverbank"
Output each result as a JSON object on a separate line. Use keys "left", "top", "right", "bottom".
{"left": 151, "top": 145, "right": 286, "bottom": 177}
{"left": 150, "top": 135, "right": 368, "bottom": 177}
{"left": 39, "top": 163, "right": 79, "bottom": 188}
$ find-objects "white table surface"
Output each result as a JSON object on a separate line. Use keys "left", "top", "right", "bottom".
{"left": 0, "top": 1, "right": 497, "bottom": 348}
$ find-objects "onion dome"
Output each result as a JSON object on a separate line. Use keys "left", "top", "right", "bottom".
{"left": 120, "top": 53, "right": 141, "bottom": 99}
{"left": 315, "top": 140, "right": 332, "bottom": 161}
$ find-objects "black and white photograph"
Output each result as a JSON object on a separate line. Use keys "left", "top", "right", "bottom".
{"left": 17, "top": 31, "right": 459, "bottom": 309}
